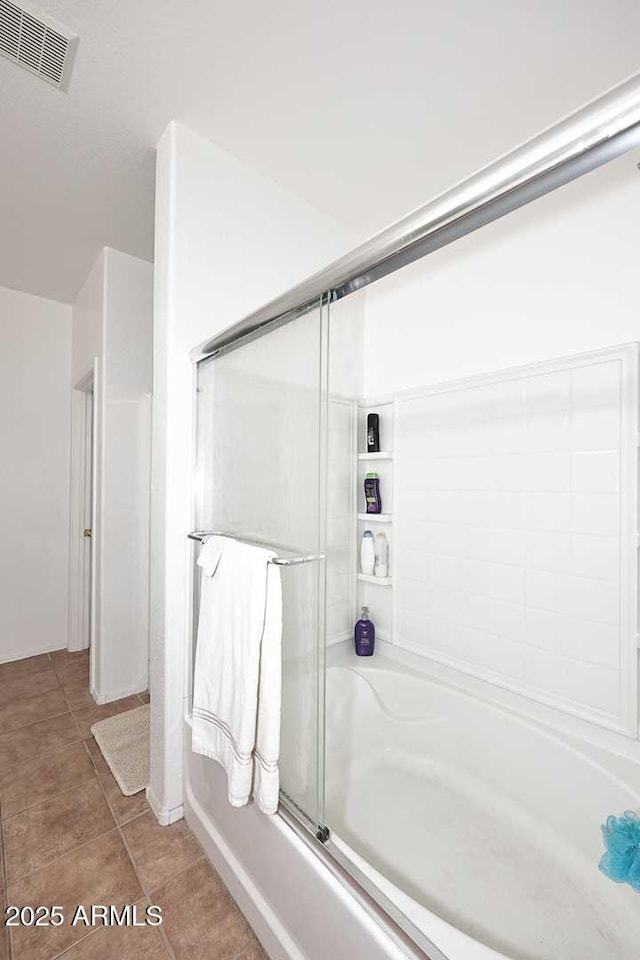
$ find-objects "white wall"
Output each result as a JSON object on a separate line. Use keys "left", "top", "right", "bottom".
{"left": 72, "top": 249, "right": 153, "bottom": 701}
{"left": 0, "top": 286, "right": 72, "bottom": 661}
{"left": 72, "top": 254, "right": 104, "bottom": 387}
{"left": 101, "top": 250, "right": 153, "bottom": 701}
{"left": 104, "top": 250, "right": 154, "bottom": 399}
{"left": 364, "top": 151, "right": 640, "bottom": 394}
{"left": 150, "top": 122, "right": 416, "bottom": 960}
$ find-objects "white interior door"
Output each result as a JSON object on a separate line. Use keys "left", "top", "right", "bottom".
{"left": 69, "top": 368, "right": 96, "bottom": 653}
{"left": 80, "top": 389, "right": 94, "bottom": 650}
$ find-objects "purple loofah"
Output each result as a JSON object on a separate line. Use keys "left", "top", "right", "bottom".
{"left": 600, "top": 810, "right": 640, "bottom": 891}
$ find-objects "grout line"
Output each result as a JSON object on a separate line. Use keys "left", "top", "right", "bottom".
{"left": 400, "top": 555, "right": 619, "bottom": 588}
{"left": 145, "top": 855, "right": 207, "bottom": 899}
{"left": 93, "top": 771, "right": 178, "bottom": 960}
{"left": 68, "top": 709, "right": 85, "bottom": 743}
{"left": 142, "top": 853, "right": 264, "bottom": 960}
{"left": 0, "top": 736, "right": 93, "bottom": 784}
{"left": 0, "top": 673, "right": 62, "bottom": 700}
{"left": 2, "top": 708, "right": 255, "bottom": 960}
{"left": 49, "top": 925, "right": 112, "bottom": 959}
{"left": 401, "top": 597, "right": 623, "bottom": 656}
{"left": 82, "top": 739, "right": 101, "bottom": 773}
{"left": 83, "top": 745, "right": 114, "bottom": 785}
{"left": 0, "top": 734, "right": 87, "bottom": 778}
{"left": 3, "top": 733, "right": 140, "bottom": 889}
{"left": 2, "top": 654, "right": 85, "bottom": 959}
{"left": 0, "top": 734, "right": 84, "bottom": 778}
{"left": 54, "top": 676, "right": 91, "bottom": 701}
{"left": 114, "top": 807, "right": 147, "bottom": 828}
{"left": 0, "top": 705, "right": 72, "bottom": 739}
{"left": 94, "top": 790, "right": 148, "bottom": 828}
{"left": 59, "top": 680, "right": 98, "bottom": 714}
{"left": 41, "top": 917, "right": 106, "bottom": 959}
{"left": 88, "top": 741, "right": 220, "bottom": 960}
{"left": 48, "top": 895, "right": 167, "bottom": 960}
{"left": 4, "top": 825, "right": 123, "bottom": 891}
{"left": 53, "top": 668, "right": 90, "bottom": 678}
{"left": 3, "top": 676, "right": 65, "bottom": 698}
{"left": 0, "top": 771, "right": 98, "bottom": 824}
{"left": 0, "top": 705, "right": 74, "bottom": 736}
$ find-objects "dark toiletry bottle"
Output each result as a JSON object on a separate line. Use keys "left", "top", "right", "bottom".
{"left": 364, "top": 472, "right": 382, "bottom": 514}
{"left": 367, "top": 413, "right": 380, "bottom": 453}
{"left": 354, "top": 606, "right": 375, "bottom": 656}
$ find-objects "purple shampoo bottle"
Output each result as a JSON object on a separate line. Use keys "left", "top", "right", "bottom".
{"left": 364, "top": 473, "right": 382, "bottom": 514}
{"left": 354, "top": 606, "right": 375, "bottom": 656}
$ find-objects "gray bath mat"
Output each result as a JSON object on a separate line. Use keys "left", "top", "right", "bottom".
{"left": 91, "top": 704, "right": 149, "bottom": 796}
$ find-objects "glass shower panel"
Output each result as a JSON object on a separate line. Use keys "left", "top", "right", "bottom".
{"left": 323, "top": 289, "right": 364, "bottom": 835}
{"left": 193, "top": 300, "right": 328, "bottom": 833}
{"left": 320, "top": 164, "right": 640, "bottom": 960}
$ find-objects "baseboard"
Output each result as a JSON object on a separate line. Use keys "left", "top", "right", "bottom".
{"left": 91, "top": 679, "right": 148, "bottom": 705}
{"left": 0, "top": 642, "right": 65, "bottom": 665}
{"left": 185, "top": 783, "right": 306, "bottom": 960}
{"left": 146, "top": 786, "right": 184, "bottom": 826}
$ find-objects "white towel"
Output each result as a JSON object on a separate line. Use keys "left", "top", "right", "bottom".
{"left": 192, "top": 536, "right": 283, "bottom": 814}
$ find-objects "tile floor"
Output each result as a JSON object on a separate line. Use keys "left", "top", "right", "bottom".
{"left": 0, "top": 650, "right": 266, "bottom": 960}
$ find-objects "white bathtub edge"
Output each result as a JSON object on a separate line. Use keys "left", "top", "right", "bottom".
{"left": 330, "top": 835, "right": 509, "bottom": 960}
{"left": 185, "top": 781, "right": 307, "bottom": 960}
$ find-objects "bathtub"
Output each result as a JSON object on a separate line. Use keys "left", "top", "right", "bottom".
{"left": 324, "top": 650, "right": 640, "bottom": 960}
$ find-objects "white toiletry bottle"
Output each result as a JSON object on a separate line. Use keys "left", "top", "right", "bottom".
{"left": 360, "top": 530, "right": 376, "bottom": 576}
{"left": 374, "top": 532, "right": 389, "bottom": 578}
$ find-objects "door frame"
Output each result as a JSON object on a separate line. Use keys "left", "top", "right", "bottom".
{"left": 68, "top": 363, "right": 97, "bottom": 653}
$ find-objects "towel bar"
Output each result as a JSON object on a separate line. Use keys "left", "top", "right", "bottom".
{"left": 187, "top": 530, "right": 322, "bottom": 567}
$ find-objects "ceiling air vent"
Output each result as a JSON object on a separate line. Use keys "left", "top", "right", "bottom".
{"left": 0, "top": 0, "right": 78, "bottom": 91}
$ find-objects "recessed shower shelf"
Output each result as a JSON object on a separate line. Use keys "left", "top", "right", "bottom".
{"left": 358, "top": 452, "right": 393, "bottom": 461}
{"left": 357, "top": 513, "right": 393, "bottom": 523}
{"left": 357, "top": 573, "right": 393, "bottom": 586}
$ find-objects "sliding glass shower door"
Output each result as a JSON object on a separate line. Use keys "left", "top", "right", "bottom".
{"left": 193, "top": 299, "right": 329, "bottom": 835}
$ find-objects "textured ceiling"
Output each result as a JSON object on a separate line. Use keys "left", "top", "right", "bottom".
{"left": 1, "top": 0, "right": 640, "bottom": 303}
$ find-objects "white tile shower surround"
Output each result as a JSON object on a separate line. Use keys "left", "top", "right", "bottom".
{"left": 394, "top": 345, "right": 639, "bottom": 735}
